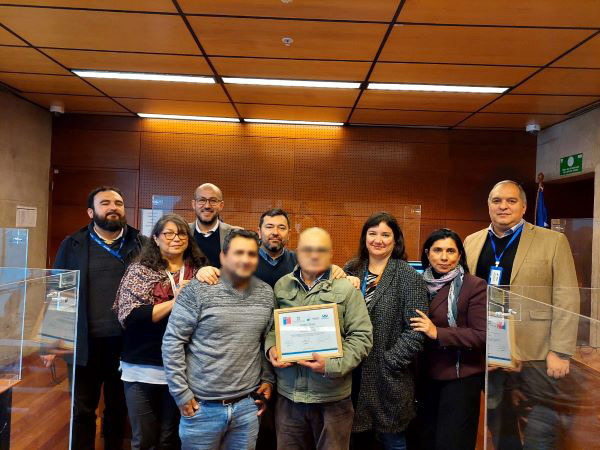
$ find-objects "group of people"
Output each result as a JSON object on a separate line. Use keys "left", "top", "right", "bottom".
{"left": 52, "top": 179, "right": 579, "bottom": 450}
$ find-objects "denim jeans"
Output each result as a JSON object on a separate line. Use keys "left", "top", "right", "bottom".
{"left": 179, "top": 396, "right": 259, "bottom": 450}
{"left": 377, "top": 432, "right": 407, "bottom": 450}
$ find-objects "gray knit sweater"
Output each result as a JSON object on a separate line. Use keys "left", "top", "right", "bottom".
{"left": 162, "top": 276, "right": 275, "bottom": 406}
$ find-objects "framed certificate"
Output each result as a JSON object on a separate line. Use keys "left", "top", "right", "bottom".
{"left": 274, "top": 303, "right": 343, "bottom": 363}
{"left": 487, "top": 315, "right": 516, "bottom": 368}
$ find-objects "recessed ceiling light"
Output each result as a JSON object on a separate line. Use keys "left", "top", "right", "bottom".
{"left": 245, "top": 118, "right": 344, "bottom": 126}
{"left": 222, "top": 77, "right": 360, "bottom": 89}
{"left": 367, "top": 83, "right": 507, "bottom": 94}
{"left": 73, "top": 70, "right": 215, "bottom": 84}
{"left": 138, "top": 113, "right": 239, "bottom": 122}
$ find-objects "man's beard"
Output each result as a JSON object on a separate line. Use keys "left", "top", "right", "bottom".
{"left": 197, "top": 210, "right": 219, "bottom": 226}
{"left": 263, "top": 238, "right": 284, "bottom": 253}
{"left": 93, "top": 211, "right": 127, "bottom": 232}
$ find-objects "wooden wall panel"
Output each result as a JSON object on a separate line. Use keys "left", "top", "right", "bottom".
{"left": 49, "top": 115, "right": 536, "bottom": 266}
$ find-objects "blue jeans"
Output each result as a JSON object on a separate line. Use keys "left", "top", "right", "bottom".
{"left": 377, "top": 432, "right": 407, "bottom": 450}
{"left": 179, "top": 396, "right": 259, "bottom": 450}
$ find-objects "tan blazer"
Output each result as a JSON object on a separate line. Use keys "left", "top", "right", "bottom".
{"left": 464, "top": 221, "right": 579, "bottom": 361}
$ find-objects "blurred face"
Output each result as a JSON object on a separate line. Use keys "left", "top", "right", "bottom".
{"left": 488, "top": 183, "right": 527, "bottom": 232}
{"left": 220, "top": 236, "right": 259, "bottom": 281}
{"left": 87, "top": 190, "right": 126, "bottom": 231}
{"left": 427, "top": 237, "right": 460, "bottom": 274}
{"left": 154, "top": 221, "right": 189, "bottom": 259}
{"left": 259, "top": 215, "right": 290, "bottom": 254}
{"left": 192, "top": 186, "right": 224, "bottom": 225}
{"left": 366, "top": 221, "right": 395, "bottom": 259}
{"left": 297, "top": 229, "right": 332, "bottom": 276}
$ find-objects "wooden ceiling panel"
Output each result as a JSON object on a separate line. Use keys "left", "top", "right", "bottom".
{"left": 45, "top": 49, "right": 212, "bottom": 74}
{"left": 358, "top": 90, "right": 497, "bottom": 111}
{"left": 380, "top": 25, "right": 594, "bottom": 66}
{"left": 0, "top": 73, "right": 98, "bottom": 94}
{"left": 0, "top": 46, "right": 68, "bottom": 74}
{"left": 0, "top": 1, "right": 176, "bottom": 12}
{"left": 459, "top": 112, "right": 566, "bottom": 129}
{"left": 188, "top": 17, "right": 386, "bottom": 60}
{"left": 371, "top": 62, "right": 534, "bottom": 86}
{"left": 351, "top": 109, "right": 469, "bottom": 126}
{"left": 236, "top": 104, "right": 350, "bottom": 122}
{"left": 179, "top": 0, "right": 399, "bottom": 21}
{"left": 553, "top": 35, "right": 600, "bottom": 68}
{"left": 227, "top": 85, "right": 358, "bottom": 107}
{"left": 22, "top": 92, "right": 128, "bottom": 113}
{"left": 86, "top": 78, "right": 228, "bottom": 102}
{"left": 398, "top": 0, "right": 600, "bottom": 28}
{"left": 117, "top": 98, "right": 237, "bottom": 117}
{"left": 512, "top": 68, "right": 600, "bottom": 95}
{"left": 0, "top": 27, "right": 24, "bottom": 45}
{"left": 0, "top": 6, "right": 198, "bottom": 53}
{"left": 483, "top": 94, "right": 599, "bottom": 115}
{"left": 212, "top": 57, "right": 369, "bottom": 81}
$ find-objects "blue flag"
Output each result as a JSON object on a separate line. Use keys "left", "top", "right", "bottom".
{"left": 535, "top": 187, "right": 549, "bottom": 228}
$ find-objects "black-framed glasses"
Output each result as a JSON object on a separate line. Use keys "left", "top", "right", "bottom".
{"left": 195, "top": 197, "right": 222, "bottom": 206}
{"left": 161, "top": 231, "right": 189, "bottom": 241}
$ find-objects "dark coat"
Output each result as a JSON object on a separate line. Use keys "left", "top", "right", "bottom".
{"left": 53, "top": 225, "right": 145, "bottom": 366}
{"left": 345, "top": 258, "right": 429, "bottom": 434}
{"left": 424, "top": 273, "right": 487, "bottom": 380}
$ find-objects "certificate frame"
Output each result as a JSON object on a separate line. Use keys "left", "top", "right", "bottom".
{"left": 274, "top": 303, "right": 343, "bottom": 363}
{"left": 487, "top": 315, "right": 516, "bottom": 369}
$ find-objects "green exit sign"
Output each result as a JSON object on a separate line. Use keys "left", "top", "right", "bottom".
{"left": 560, "top": 153, "right": 583, "bottom": 176}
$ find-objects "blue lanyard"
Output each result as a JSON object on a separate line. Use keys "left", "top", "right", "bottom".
{"left": 489, "top": 225, "right": 523, "bottom": 267}
{"left": 361, "top": 271, "right": 369, "bottom": 297}
{"left": 90, "top": 231, "right": 125, "bottom": 262}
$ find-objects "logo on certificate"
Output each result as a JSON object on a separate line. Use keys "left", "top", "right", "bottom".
{"left": 283, "top": 316, "right": 292, "bottom": 325}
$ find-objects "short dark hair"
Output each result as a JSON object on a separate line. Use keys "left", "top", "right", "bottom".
{"left": 346, "top": 211, "right": 407, "bottom": 273}
{"left": 420, "top": 228, "right": 469, "bottom": 273}
{"left": 259, "top": 208, "right": 290, "bottom": 228}
{"left": 223, "top": 229, "right": 260, "bottom": 254}
{"left": 87, "top": 186, "right": 124, "bottom": 209}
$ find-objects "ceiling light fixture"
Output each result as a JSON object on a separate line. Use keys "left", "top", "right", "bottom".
{"left": 245, "top": 118, "right": 344, "bottom": 126}
{"left": 222, "top": 77, "right": 360, "bottom": 89}
{"left": 73, "top": 70, "right": 215, "bottom": 83}
{"left": 137, "top": 113, "right": 239, "bottom": 122}
{"left": 367, "top": 83, "right": 508, "bottom": 94}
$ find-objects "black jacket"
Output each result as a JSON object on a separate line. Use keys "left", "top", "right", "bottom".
{"left": 53, "top": 224, "right": 145, "bottom": 366}
{"left": 345, "top": 258, "right": 429, "bottom": 433}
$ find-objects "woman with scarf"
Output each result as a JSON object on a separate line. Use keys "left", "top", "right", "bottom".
{"left": 113, "top": 213, "right": 207, "bottom": 449}
{"left": 410, "top": 228, "right": 486, "bottom": 450}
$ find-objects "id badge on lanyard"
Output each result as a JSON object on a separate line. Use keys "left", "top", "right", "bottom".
{"left": 488, "top": 266, "right": 504, "bottom": 286}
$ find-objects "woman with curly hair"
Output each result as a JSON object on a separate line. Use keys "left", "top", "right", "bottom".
{"left": 113, "top": 213, "right": 207, "bottom": 449}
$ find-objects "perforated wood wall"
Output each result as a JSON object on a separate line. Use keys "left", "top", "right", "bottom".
{"left": 49, "top": 115, "right": 536, "bottom": 266}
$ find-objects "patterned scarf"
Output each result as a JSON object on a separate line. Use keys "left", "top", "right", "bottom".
{"left": 422, "top": 265, "right": 465, "bottom": 327}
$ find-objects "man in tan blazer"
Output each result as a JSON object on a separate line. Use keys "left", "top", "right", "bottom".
{"left": 464, "top": 180, "right": 579, "bottom": 369}
{"left": 464, "top": 180, "right": 580, "bottom": 448}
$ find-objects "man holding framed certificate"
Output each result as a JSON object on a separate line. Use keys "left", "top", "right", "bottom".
{"left": 265, "top": 227, "right": 373, "bottom": 450}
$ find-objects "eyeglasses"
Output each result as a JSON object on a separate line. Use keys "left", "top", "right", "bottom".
{"left": 297, "top": 247, "right": 331, "bottom": 255}
{"left": 195, "top": 197, "right": 222, "bottom": 206}
{"left": 161, "top": 231, "right": 189, "bottom": 241}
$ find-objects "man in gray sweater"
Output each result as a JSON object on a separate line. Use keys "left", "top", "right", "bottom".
{"left": 162, "top": 229, "right": 275, "bottom": 450}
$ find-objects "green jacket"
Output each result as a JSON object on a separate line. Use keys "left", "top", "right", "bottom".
{"left": 265, "top": 268, "right": 373, "bottom": 404}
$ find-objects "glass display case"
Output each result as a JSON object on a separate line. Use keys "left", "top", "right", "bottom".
{"left": 0, "top": 268, "right": 79, "bottom": 449}
{"left": 485, "top": 285, "right": 600, "bottom": 449}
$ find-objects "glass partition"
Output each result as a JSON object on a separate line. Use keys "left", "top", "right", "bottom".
{"left": 0, "top": 268, "right": 79, "bottom": 449}
{"left": 485, "top": 286, "right": 600, "bottom": 449}
{"left": 0, "top": 228, "right": 28, "bottom": 268}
